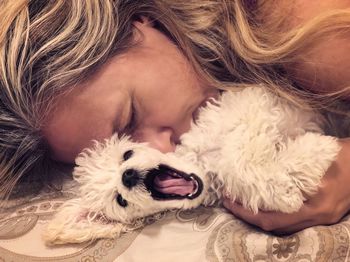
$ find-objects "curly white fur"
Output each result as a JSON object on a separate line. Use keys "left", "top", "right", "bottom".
{"left": 178, "top": 87, "right": 339, "bottom": 213}
{"left": 43, "top": 86, "right": 340, "bottom": 245}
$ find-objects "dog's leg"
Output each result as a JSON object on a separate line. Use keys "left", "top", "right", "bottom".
{"left": 43, "top": 198, "right": 127, "bottom": 245}
{"left": 216, "top": 129, "right": 340, "bottom": 213}
{"left": 218, "top": 166, "right": 305, "bottom": 214}
{"left": 216, "top": 128, "right": 307, "bottom": 213}
{"left": 219, "top": 133, "right": 339, "bottom": 213}
{"left": 278, "top": 132, "right": 340, "bottom": 197}
{"left": 44, "top": 218, "right": 125, "bottom": 245}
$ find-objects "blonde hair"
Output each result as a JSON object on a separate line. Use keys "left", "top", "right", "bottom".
{"left": 0, "top": 0, "right": 136, "bottom": 200}
{"left": 158, "top": 0, "right": 350, "bottom": 107}
{"left": 1, "top": 0, "right": 349, "bottom": 201}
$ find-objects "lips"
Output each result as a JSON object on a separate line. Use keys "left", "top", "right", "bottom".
{"left": 144, "top": 165, "right": 203, "bottom": 200}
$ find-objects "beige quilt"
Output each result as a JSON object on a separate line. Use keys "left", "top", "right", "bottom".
{"left": 1, "top": 177, "right": 350, "bottom": 262}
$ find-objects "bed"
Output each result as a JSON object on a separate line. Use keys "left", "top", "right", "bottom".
{"left": 1, "top": 172, "right": 350, "bottom": 262}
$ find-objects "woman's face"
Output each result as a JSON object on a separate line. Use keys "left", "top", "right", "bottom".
{"left": 43, "top": 20, "right": 218, "bottom": 163}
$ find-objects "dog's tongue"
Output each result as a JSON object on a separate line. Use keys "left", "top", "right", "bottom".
{"left": 154, "top": 173, "right": 195, "bottom": 196}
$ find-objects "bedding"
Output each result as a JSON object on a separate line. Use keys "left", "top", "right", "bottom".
{"left": 1, "top": 176, "right": 350, "bottom": 262}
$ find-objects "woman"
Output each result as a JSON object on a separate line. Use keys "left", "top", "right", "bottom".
{"left": 1, "top": 0, "right": 349, "bottom": 234}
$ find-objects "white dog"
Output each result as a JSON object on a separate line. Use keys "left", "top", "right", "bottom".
{"left": 43, "top": 86, "right": 340, "bottom": 245}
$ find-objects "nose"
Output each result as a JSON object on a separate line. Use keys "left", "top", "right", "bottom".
{"left": 132, "top": 127, "right": 177, "bottom": 153}
{"left": 122, "top": 169, "right": 140, "bottom": 188}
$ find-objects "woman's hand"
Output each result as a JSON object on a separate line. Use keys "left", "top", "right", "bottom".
{"left": 223, "top": 138, "right": 350, "bottom": 234}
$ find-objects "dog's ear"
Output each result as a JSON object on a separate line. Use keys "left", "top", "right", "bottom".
{"left": 42, "top": 198, "right": 127, "bottom": 245}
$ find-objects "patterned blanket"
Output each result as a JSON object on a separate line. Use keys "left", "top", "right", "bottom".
{"left": 1, "top": 178, "right": 350, "bottom": 262}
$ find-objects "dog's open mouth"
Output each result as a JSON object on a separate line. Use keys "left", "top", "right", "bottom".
{"left": 144, "top": 165, "right": 203, "bottom": 200}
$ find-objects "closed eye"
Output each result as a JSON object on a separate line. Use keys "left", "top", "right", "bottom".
{"left": 123, "top": 101, "right": 138, "bottom": 134}
{"left": 113, "top": 99, "right": 138, "bottom": 136}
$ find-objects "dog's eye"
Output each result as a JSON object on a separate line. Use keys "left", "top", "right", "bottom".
{"left": 116, "top": 194, "right": 128, "bottom": 207}
{"left": 123, "top": 150, "right": 133, "bottom": 161}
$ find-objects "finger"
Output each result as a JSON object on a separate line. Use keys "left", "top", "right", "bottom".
{"left": 223, "top": 200, "right": 274, "bottom": 229}
{"left": 272, "top": 219, "right": 316, "bottom": 235}
{"left": 223, "top": 200, "right": 312, "bottom": 232}
{"left": 273, "top": 206, "right": 346, "bottom": 234}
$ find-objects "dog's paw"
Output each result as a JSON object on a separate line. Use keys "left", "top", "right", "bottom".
{"left": 226, "top": 176, "right": 305, "bottom": 214}
{"left": 280, "top": 133, "right": 340, "bottom": 196}
{"left": 272, "top": 184, "right": 304, "bottom": 213}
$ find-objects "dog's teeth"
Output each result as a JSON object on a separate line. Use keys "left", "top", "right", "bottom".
{"left": 169, "top": 171, "right": 181, "bottom": 178}
{"left": 187, "top": 176, "right": 199, "bottom": 198}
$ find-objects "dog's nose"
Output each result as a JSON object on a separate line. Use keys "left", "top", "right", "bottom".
{"left": 122, "top": 169, "right": 140, "bottom": 188}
